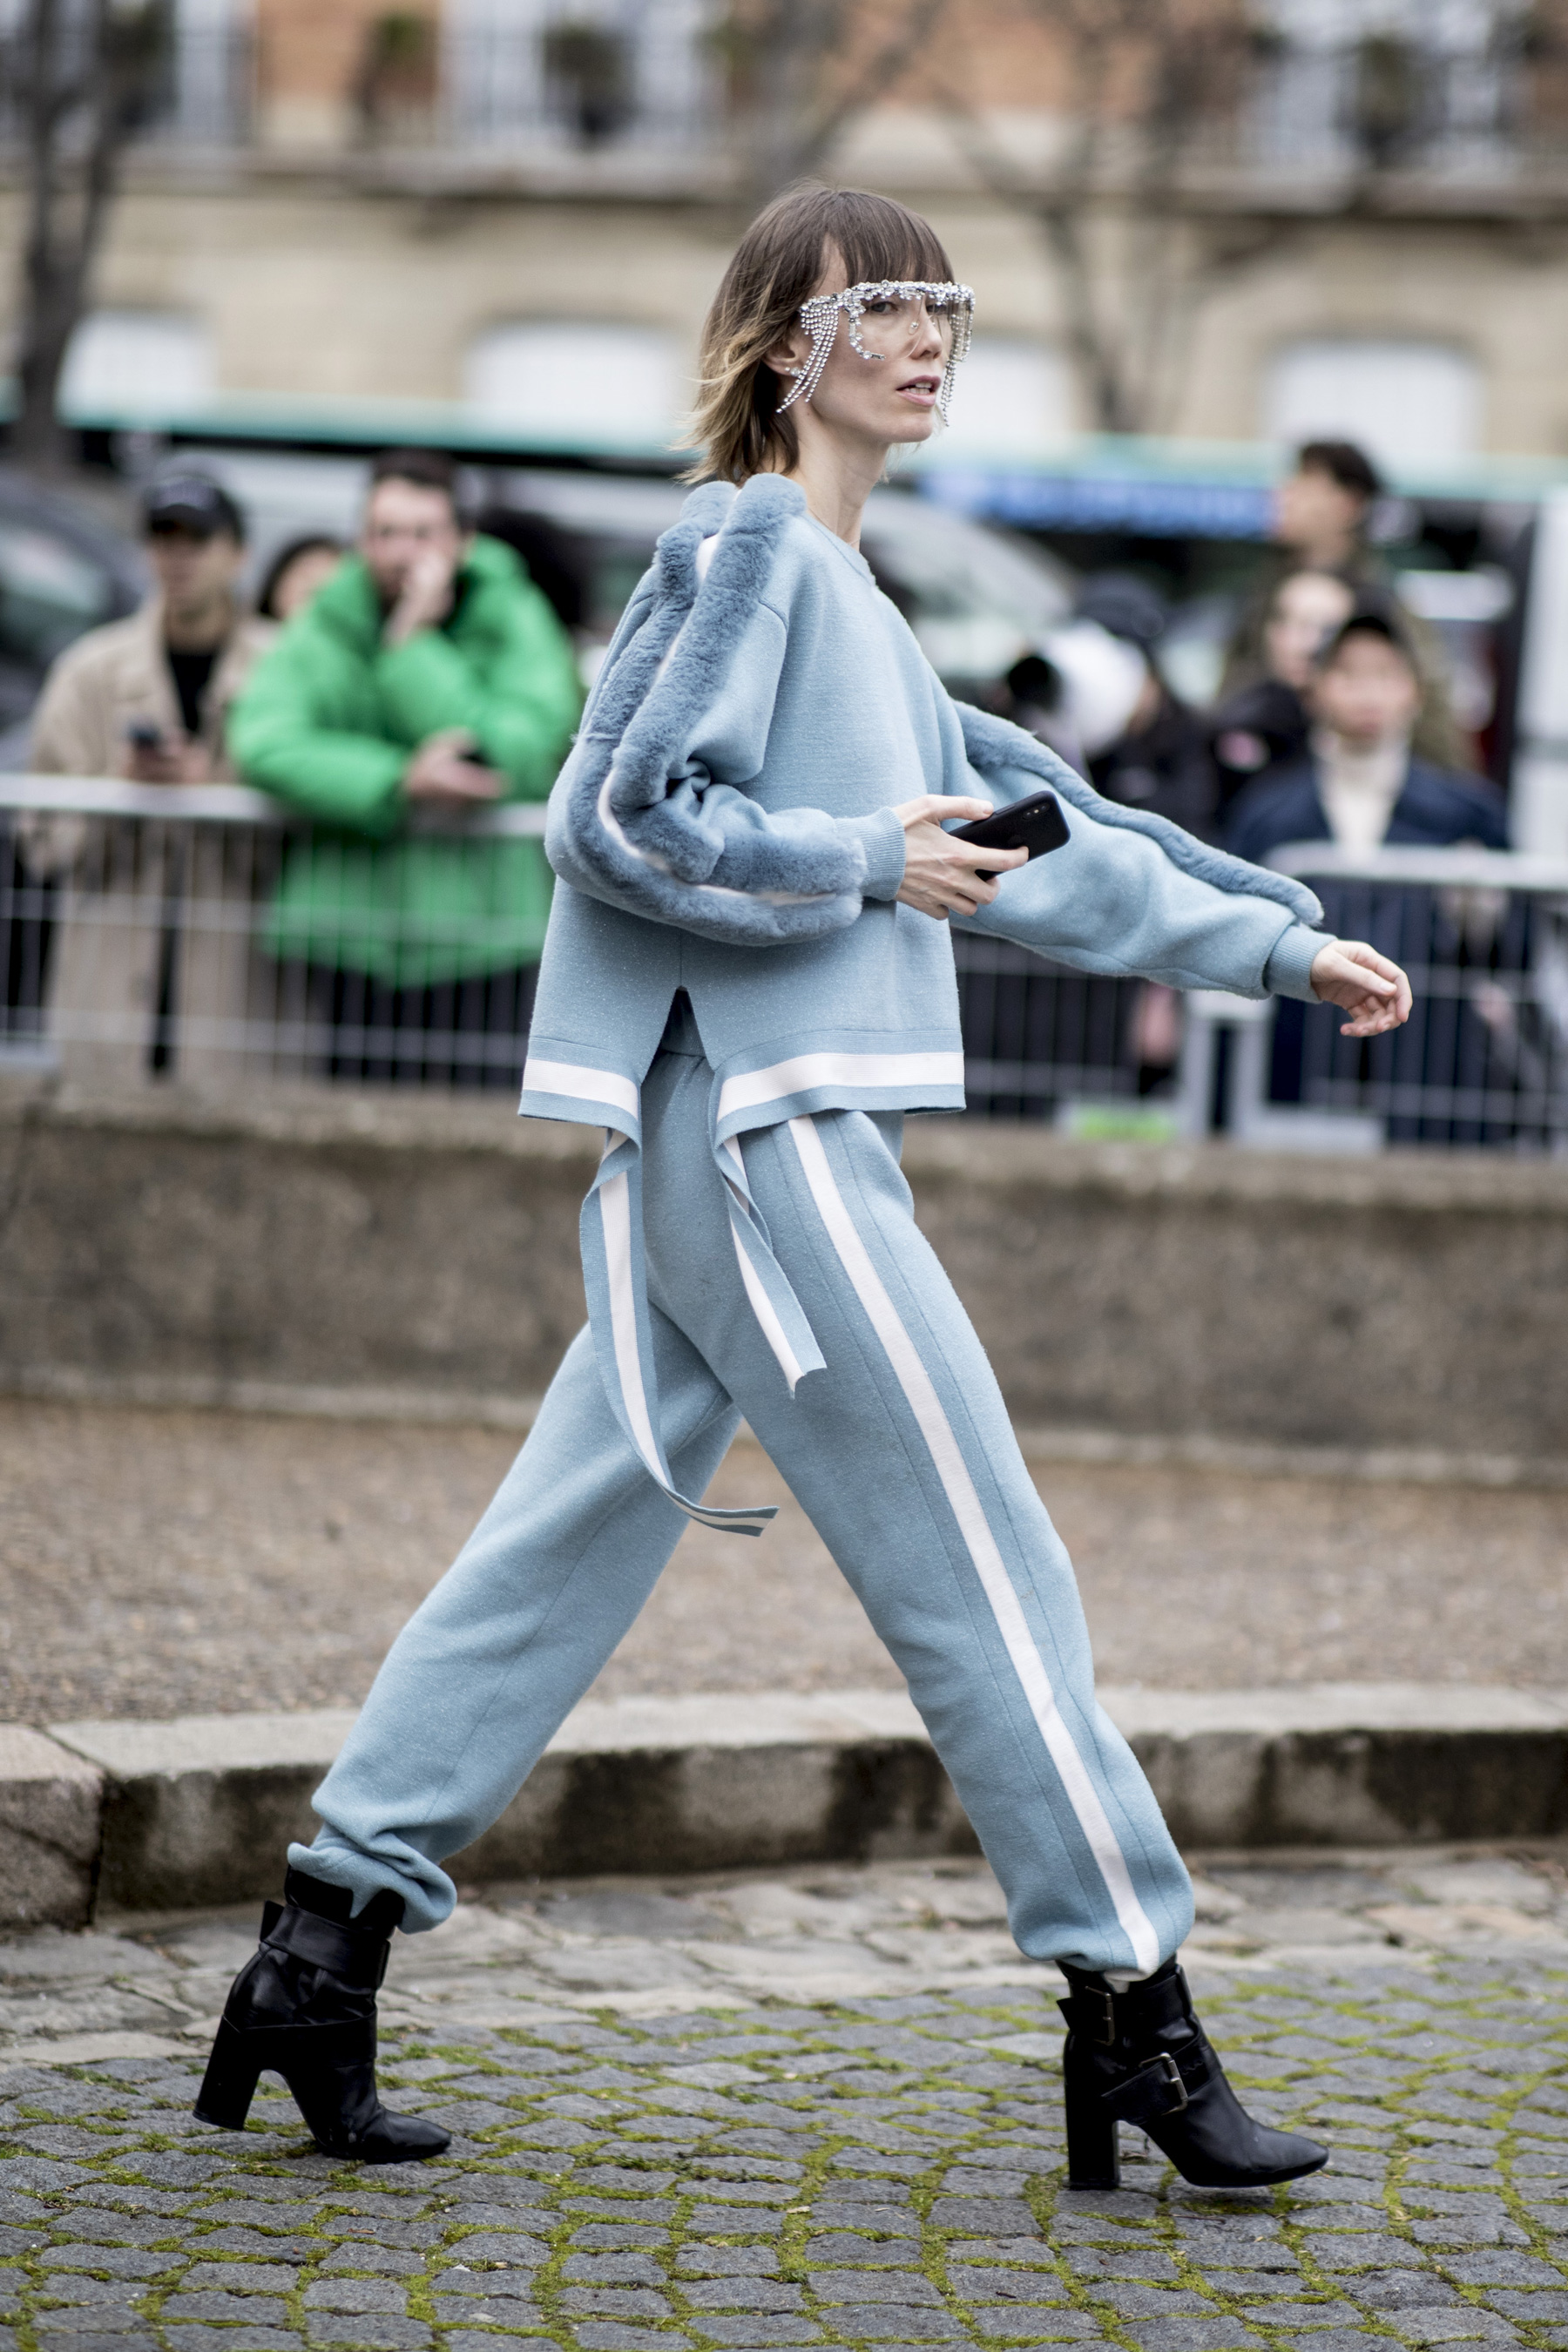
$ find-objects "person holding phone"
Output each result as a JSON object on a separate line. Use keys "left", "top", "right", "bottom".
{"left": 24, "top": 474, "right": 274, "bottom": 1083}
{"left": 200, "top": 188, "right": 1410, "bottom": 2186}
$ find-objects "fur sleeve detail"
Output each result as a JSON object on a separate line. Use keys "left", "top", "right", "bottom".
{"left": 956, "top": 701, "right": 1324, "bottom": 928}
{"left": 547, "top": 475, "right": 868, "bottom": 946}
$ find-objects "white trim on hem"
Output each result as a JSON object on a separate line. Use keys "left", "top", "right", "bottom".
{"left": 719, "top": 1049, "right": 965, "bottom": 1125}
{"left": 523, "top": 1058, "right": 640, "bottom": 1121}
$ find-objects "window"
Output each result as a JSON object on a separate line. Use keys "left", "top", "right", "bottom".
{"left": 443, "top": 0, "right": 713, "bottom": 148}
{"left": 464, "top": 321, "right": 681, "bottom": 450}
{"left": 163, "top": 0, "right": 251, "bottom": 145}
{"left": 58, "top": 311, "right": 216, "bottom": 420}
{"left": 1263, "top": 337, "right": 1482, "bottom": 467}
{"left": 0, "top": 0, "right": 252, "bottom": 145}
{"left": 939, "top": 338, "right": 1072, "bottom": 457}
{"left": 1251, "top": 0, "right": 1520, "bottom": 172}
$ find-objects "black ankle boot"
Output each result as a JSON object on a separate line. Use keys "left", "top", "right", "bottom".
{"left": 194, "top": 1869, "right": 450, "bottom": 2163}
{"left": 1059, "top": 1958, "right": 1328, "bottom": 2191}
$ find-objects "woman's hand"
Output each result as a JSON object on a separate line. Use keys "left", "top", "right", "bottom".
{"left": 1309, "top": 939, "right": 1413, "bottom": 1037}
{"left": 894, "top": 796, "right": 1028, "bottom": 921}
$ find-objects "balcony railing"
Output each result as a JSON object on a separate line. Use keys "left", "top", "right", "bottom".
{"left": 441, "top": 2, "right": 716, "bottom": 156}
{"left": 0, "top": 17, "right": 252, "bottom": 152}
{"left": 1232, "top": 26, "right": 1538, "bottom": 184}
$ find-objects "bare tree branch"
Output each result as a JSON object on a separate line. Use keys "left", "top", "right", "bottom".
{"left": 720, "top": 0, "right": 950, "bottom": 200}
{"left": 929, "top": 0, "right": 1269, "bottom": 433}
{"left": 800, "top": 0, "right": 950, "bottom": 177}
{"left": 9, "top": 0, "right": 167, "bottom": 475}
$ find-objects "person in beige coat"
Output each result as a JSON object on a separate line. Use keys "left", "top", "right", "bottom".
{"left": 26, "top": 474, "right": 276, "bottom": 1085}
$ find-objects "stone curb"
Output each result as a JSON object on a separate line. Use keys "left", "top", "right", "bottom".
{"left": 3, "top": 1682, "right": 1566, "bottom": 1931}
{"left": 11, "top": 1368, "right": 1568, "bottom": 1490}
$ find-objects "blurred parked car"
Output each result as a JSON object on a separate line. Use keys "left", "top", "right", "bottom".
{"left": 478, "top": 470, "right": 1075, "bottom": 700}
{"left": 0, "top": 470, "right": 144, "bottom": 767}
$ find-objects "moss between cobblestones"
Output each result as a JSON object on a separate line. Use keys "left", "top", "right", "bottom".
{"left": 0, "top": 1967, "right": 1566, "bottom": 2350}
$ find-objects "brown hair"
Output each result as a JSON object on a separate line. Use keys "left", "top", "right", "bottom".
{"left": 684, "top": 184, "right": 956, "bottom": 485}
{"left": 1296, "top": 438, "right": 1384, "bottom": 504}
{"left": 368, "top": 446, "right": 470, "bottom": 522}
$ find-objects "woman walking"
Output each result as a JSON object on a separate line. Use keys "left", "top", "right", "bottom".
{"left": 197, "top": 187, "right": 1410, "bottom": 2190}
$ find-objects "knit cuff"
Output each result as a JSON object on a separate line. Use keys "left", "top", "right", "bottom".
{"left": 1264, "top": 921, "right": 1330, "bottom": 1003}
{"left": 839, "top": 806, "right": 907, "bottom": 902}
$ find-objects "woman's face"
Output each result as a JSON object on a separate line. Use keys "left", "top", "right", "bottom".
{"left": 769, "top": 247, "right": 955, "bottom": 455}
{"left": 1264, "top": 571, "right": 1355, "bottom": 690}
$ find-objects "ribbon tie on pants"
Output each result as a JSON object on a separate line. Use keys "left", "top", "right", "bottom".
{"left": 577, "top": 1119, "right": 825, "bottom": 1534}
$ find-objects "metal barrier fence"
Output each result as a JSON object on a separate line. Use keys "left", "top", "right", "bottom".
{"left": 951, "top": 934, "right": 1149, "bottom": 1120}
{"left": 1, "top": 777, "right": 552, "bottom": 1092}
{"left": 1, "top": 778, "right": 1177, "bottom": 1112}
{"left": 1186, "top": 844, "right": 1568, "bottom": 1155}
{"left": 6, "top": 784, "right": 1565, "bottom": 1152}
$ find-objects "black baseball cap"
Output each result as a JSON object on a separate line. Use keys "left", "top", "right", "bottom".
{"left": 1315, "top": 596, "right": 1416, "bottom": 670}
{"left": 142, "top": 474, "right": 245, "bottom": 541}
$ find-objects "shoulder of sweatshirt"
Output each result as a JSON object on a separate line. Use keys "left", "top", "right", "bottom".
{"left": 660, "top": 474, "right": 881, "bottom": 633}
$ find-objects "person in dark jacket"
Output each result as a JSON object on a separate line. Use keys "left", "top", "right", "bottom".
{"left": 1226, "top": 602, "right": 1506, "bottom": 867}
{"left": 1077, "top": 574, "right": 1220, "bottom": 843}
{"left": 1224, "top": 441, "right": 1470, "bottom": 772}
{"left": 1067, "top": 576, "right": 1221, "bottom": 1089}
{"left": 1226, "top": 601, "right": 1509, "bottom": 1139}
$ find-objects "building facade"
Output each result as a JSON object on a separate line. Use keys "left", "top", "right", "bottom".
{"left": 4, "top": 0, "right": 1568, "bottom": 470}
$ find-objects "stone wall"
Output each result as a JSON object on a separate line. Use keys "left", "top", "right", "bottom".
{"left": 4, "top": 1075, "right": 1564, "bottom": 1464}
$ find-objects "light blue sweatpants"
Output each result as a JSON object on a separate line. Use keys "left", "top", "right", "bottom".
{"left": 294, "top": 1026, "right": 1193, "bottom": 1975}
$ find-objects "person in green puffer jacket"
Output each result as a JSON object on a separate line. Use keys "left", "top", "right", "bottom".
{"left": 228, "top": 447, "right": 582, "bottom": 1086}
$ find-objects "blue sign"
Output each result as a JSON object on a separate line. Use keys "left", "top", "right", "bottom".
{"left": 923, "top": 467, "right": 1274, "bottom": 539}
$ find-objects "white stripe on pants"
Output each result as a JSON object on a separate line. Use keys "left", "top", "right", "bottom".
{"left": 297, "top": 1035, "right": 1193, "bottom": 1969}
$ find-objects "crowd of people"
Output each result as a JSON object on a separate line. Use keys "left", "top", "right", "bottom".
{"left": 1008, "top": 439, "right": 1507, "bottom": 864}
{"left": 22, "top": 448, "right": 582, "bottom": 1086}
{"left": 12, "top": 432, "right": 1510, "bottom": 1101}
{"left": 996, "top": 440, "right": 1511, "bottom": 1108}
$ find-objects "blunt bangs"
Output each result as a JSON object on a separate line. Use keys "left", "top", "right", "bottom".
{"left": 826, "top": 190, "right": 955, "bottom": 292}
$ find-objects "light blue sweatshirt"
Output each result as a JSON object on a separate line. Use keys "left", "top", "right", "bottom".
{"left": 522, "top": 472, "right": 1327, "bottom": 1528}
{"left": 526, "top": 472, "right": 1322, "bottom": 1147}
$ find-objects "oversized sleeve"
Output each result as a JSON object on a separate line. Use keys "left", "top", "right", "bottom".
{"left": 950, "top": 704, "right": 1328, "bottom": 1002}
{"left": 545, "top": 480, "right": 904, "bottom": 948}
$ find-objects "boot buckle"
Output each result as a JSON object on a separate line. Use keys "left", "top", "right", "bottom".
{"left": 1084, "top": 1985, "right": 1117, "bottom": 2044}
{"left": 1139, "top": 2051, "right": 1189, "bottom": 2114}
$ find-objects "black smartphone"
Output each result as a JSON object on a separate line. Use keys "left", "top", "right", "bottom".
{"left": 951, "top": 789, "right": 1070, "bottom": 880}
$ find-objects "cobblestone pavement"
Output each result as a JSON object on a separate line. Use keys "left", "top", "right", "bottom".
{"left": 2, "top": 1848, "right": 1567, "bottom": 2352}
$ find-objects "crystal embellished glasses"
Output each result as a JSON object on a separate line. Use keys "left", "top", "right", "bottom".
{"left": 777, "top": 278, "right": 976, "bottom": 418}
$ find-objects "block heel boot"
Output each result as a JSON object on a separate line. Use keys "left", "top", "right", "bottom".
{"left": 194, "top": 1869, "right": 450, "bottom": 2164}
{"left": 1060, "top": 1958, "right": 1328, "bottom": 2192}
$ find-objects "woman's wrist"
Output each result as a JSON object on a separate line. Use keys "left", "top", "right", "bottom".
{"left": 1265, "top": 923, "right": 1333, "bottom": 1002}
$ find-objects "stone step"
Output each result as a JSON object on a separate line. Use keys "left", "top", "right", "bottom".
{"left": 5, "top": 1682, "right": 1566, "bottom": 1930}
